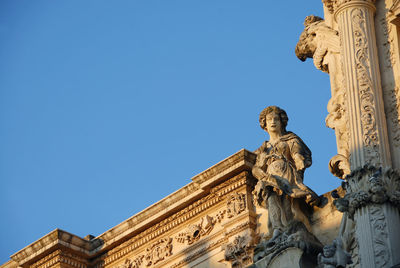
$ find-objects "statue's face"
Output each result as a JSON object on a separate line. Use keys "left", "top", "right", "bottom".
{"left": 265, "top": 112, "right": 282, "bottom": 134}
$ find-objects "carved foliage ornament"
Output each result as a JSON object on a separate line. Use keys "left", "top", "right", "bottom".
{"left": 117, "top": 238, "right": 173, "bottom": 268}
{"left": 144, "top": 238, "right": 173, "bottom": 266}
{"left": 224, "top": 235, "right": 253, "bottom": 268}
{"left": 351, "top": 8, "right": 381, "bottom": 165}
{"left": 333, "top": 166, "right": 400, "bottom": 216}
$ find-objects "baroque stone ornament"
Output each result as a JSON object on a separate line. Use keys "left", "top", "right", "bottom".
{"left": 224, "top": 235, "right": 254, "bottom": 268}
{"left": 227, "top": 192, "right": 247, "bottom": 218}
{"left": 333, "top": 166, "right": 400, "bottom": 216}
{"left": 117, "top": 256, "right": 144, "bottom": 268}
{"left": 317, "top": 238, "right": 352, "bottom": 268}
{"left": 144, "top": 237, "right": 173, "bottom": 266}
{"left": 175, "top": 211, "right": 225, "bottom": 245}
{"left": 251, "top": 106, "right": 323, "bottom": 264}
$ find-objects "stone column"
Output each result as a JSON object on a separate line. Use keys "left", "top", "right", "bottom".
{"left": 334, "top": 0, "right": 390, "bottom": 169}
{"left": 323, "top": 0, "right": 400, "bottom": 267}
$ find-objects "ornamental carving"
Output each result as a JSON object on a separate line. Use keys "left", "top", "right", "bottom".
{"left": 378, "top": 11, "right": 400, "bottom": 148}
{"left": 227, "top": 193, "right": 246, "bottom": 218}
{"left": 352, "top": 8, "right": 381, "bottom": 165}
{"left": 175, "top": 212, "right": 225, "bottom": 245}
{"left": 369, "top": 204, "right": 389, "bottom": 267}
{"left": 116, "top": 256, "right": 144, "bottom": 268}
{"left": 144, "top": 238, "right": 173, "bottom": 266}
{"left": 333, "top": 166, "right": 400, "bottom": 217}
{"left": 322, "top": 0, "right": 376, "bottom": 14}
{"left": 224, "top": 235, "right": 253, "bottom": 268}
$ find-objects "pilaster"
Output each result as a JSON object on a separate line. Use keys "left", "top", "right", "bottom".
{"left": 320, "top": 1, "right": 400, "bottom": 267}
{"left": 333, "top": 0, "right": 391, "bottom": 169}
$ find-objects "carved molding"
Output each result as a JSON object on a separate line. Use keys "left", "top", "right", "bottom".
{"left": 115, "top": 238, "right": 173, "bottom": 268}
{"left": 323, "top": 0, "right": 376, "bottom": 14}
{"left": 333, "top": 166, "right": 400, "bottom": 216}
{"left": 31, "top": 250, "right": 88, "bottom": 268}
{"left": 95, "top": 172, "right": 252, "bottom": 267}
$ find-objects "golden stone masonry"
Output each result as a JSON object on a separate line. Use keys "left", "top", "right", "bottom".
{"left": 3, "top": 0, "right": 400, "bottom": 267}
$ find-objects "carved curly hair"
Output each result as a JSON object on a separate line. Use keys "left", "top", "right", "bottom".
{"left": 259, "top": 106, "right": 288, "bottom": 132}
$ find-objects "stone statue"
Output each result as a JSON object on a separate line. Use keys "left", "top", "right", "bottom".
{"left": 252, "top": 106, "right": 322, "bottom": 263}
{"left": 252, "top": 106, "right": 319, "bottom": 236}
{"left": 317, "top": 238, "right": 352, "bottom": 268}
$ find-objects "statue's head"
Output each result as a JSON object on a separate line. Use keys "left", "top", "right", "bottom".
{"left": 295, "top": 15, "right": 324, "bottom": 62}
{"left": 259, "top": 106, "right": 288, "bottom": 133}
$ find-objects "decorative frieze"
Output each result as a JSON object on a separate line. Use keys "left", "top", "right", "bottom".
{"left": 144, "top": 238, "right": 173, "bottom": 266}
{"left": 175, "top": 215, "right": 220, "bottom": 245}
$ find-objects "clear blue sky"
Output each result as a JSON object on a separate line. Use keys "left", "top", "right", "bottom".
{"left": 0, "top": 1, "right": 340, "bottom": 263}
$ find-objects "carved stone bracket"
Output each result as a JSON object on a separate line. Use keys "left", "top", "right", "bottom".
{"left": 333, "top": 166, "right": 400, "bottom": 217}
{"left": 224, "top": 235, "right": 254, "bottom": 268}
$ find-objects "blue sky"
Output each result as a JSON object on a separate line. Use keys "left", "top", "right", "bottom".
{"left": 0, "top": 1, "right": 340, "bottom": 263}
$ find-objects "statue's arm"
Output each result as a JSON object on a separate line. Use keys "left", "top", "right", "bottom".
{"left": 289, "top": 138, "right": 312, "bottom": 171}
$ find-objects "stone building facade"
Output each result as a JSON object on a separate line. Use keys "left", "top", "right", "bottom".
{"left": 3, "top": 0, "right": 400, "bottom": 267}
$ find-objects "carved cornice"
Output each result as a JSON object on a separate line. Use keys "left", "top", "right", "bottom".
{"left": 30, "top": 250, "right": 89, "bottom": 268}
{"left": 323, "top": 0, "right": 376, "bottom": 15}
{"left": 95, "top": 171, "right": 253, "bottom": 267}
{"left": 10, "top": 229, "right": 94, "bottom": 267}
{"left": 6, "top": 150, "right": 258, "bottom": 268}
{"left": 333, "top": 166, "right": 400, "bottom": 216}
